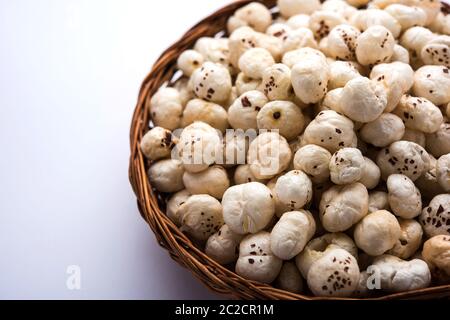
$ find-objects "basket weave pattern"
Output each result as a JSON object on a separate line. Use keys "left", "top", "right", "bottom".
{"left": 129, "top": 0, "right": 450, "bottom": 300}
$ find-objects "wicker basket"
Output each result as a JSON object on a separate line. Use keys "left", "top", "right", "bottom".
{"left": 129, "top": 0, "right": 450, "bottom": 300}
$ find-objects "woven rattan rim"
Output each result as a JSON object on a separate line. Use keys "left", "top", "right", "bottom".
{"left": 129, "top": 0, "right": 450, "bottom": 300}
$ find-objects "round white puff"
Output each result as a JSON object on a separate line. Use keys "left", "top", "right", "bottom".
{"left": 423, "top": 235, "right": 450, "bottom": 279}
{"left": 183, "top": 165, "right": 230, "bottom": 199}
{"left": 141, "top": 127, "right": 177, "bottom": 161}
{"left": 173, "top": 77, "right": 195, "bottom": 107}
{"left": 368, "top": 191, "right": 390, "bottom": 213}
{"left": 291, "top": 59, "right": 330, "bottom": 104}
{"left": 281, "top": 47, "right": 327, "bottom": 69}
{"left": 429, "top": 11, "right": 450, "bottom": 35}
{"left": 276, "top": 262, "right": 304, "bottom": 293}
{"left": 222, "top": 182, "right": 275, "bottom": 234}
{"left": 307, "top": 248, "right": 360, "bottom": 297}
{"left": 205, "top": 224, "right": 244, "bottom": 265}
{"left": 393, "top": 94, "right": 443, "bottom": 134}
{"left": 403, "top": 128, "right": 426, "bottom": 148}
{"left": 278, "top": 0, "right": 322, "bottom": 17}
{"left": 370, "top": 61, "right": 414, "bottom": 93}
{"left": 355, "top": 25, "right": 395, "bottom": 66}
{"left": 270, "top": 210, "right": 316, "bottom": 260}
{"left": 376, "top": 140, "right": 431, "bottom": 181}
{"left": 322, "top": 0, "right": 358, "bottom": 20}
{"left": 354, "top": 210, "right": 401, "bottom": 256}
{"left": 321, "top": 88, "right": 344, "bottom": 113}
{"left": 320, "top": 182, "right": 369, "bottom": 232}
{"left": 177, "top": 122, "right": 221, "bottom": 173}
{"left": 147, "top": 159, "right": 185, "bottom": 193}
{"left": 339, "top": 77, "right": 388, "bottom": 123}
{"left": 191, "top": 62, "right": 232, "bottom": 103}
{"left": 360, "top": 113, "right": 405, "bottom": 147}
{"left": 293, "top": 144, "right": 332, "bottom": 183}
{"left": 149, "top": 87, "right": 183, "bottom": 130}
{"left": 177, "top": 50, "right": 204, "bottom": 77}
{"left": 327, "top": 24, "right": 361, "bottom": 61}
{"left": 350, "top": 9, "right": 401, "bottom": 38}
{"left": 426, "top": 123, "right": 450, "bottom": 158}
{"left": 178, "top": 194, "right": 224, "bottom": 241}
{"left": 387, "top": 218, "right": 423, "bottom": 260}
{"left": 166, "top": 189, "right": 191, "bottom": 227}
{"left": 227, "top": 2, "right": 272, "bottom": 33}
{"left": 436, "top": 154, "right": 450, "bottom": 191}
{"left": 329, "top": 148, "right": 365, "bottom": 185}
{"left": 282, "top": 27, "right": 318, "bottom": 53}
{"left": 359, "top": 157, "right": 381, "bottom": 189}
{"left": 391, "top": 44, "right": 410, "bottom": 64}
{"left": 257, "top": 100, "right": 305, "bottom": 141}
{"left": 260, "top": 64, "right": 292, "bottom": 101}
{"left": 247, "top": 132, "right": 292, "bottom": 179}
{"left": 228, "top": 90, "right": 268, "bottom": 130}
{"left": 328, "top": 61, "right": 361, "bottom": 90}
{"left": 421, "top": 35, "right": 450, "bottom": 67}
{"left": 370, "top": 255, "right": 431, "bottom": 292}
{"left": 420, "top": 194, "right": 450, "bottom": 238}
{"left": 415, "top": 156, "right": 446, "bottom": 200}
{"left": 234, "top": 164, "right": 267, "bottom": 185}
{"left": 274, "top": 170, "right": 313, "bottom": 211}
{"left": 235, "top": 73, "right": 261, "bottom": 96}
{"left": 182, "top": 99, "right": 229, "bottom": 133}
{"left": 400, "top": 26, "right": 435, "bottom": 58}
{"left": 309, "top": 11, "right": 346, "bottom": 39}
{"left": 295, "top": 233, "right": 358, "bottom": 278}
{"left": 194, "top": 37, "right": 235, "bottom": 74}
{"left": 413, "top": 65, "right": 450, "bottom": 106}
{"left": 235, "top": 231, "right": 283, "bottom": 283}
{"left": 239, "top": 48, "right": 276, "bottom": 80}
{"left": 387, "top": 174, "right": 422, "bottom": 219}
{"left": 303, "top": 110, "right": 357, "bottom": 153}
{"left": 286, "top": 14, "right": 310, "bottom": 29}
{"left": 385, "top": 4, "right": 427, "bottom": 31}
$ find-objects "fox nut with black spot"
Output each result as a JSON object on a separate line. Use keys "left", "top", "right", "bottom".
{"left": 191, "top": 62, "right": 232, "bottom": 103}
{"left": 387, "top": 218, "right": 423, "bottom": 260}
{"left": 329, "top": 147, "right": 365, "bottom": 185}
{"left": 293, "top": 144, "right": 332, "bottom": 183}
{"left": 140, "top": 127, "right": 177, "bottom": 161}
{"left": 235, "top": 231, "right": 283, "bottom": 283}
{"left": 387, "top": 174, "right": 422, "bottom": 219}
{"left": 205, "top": 224, "right": 244, "bottom": 265}
{"left": 228, "top": 90, "right": 268, "bottom": 130}
{"left": 274, "top": 170, "right": 313, "bottom": 211}
{"left": 147, "top": 159, "right": 185, "bottom": 193}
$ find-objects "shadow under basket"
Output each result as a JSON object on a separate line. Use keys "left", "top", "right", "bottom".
{"left": 129, "top": 0, "right": 450, "bottom": 300}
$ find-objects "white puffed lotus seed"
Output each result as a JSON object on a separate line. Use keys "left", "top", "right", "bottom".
{"left": 228, "top": 90, "right": 268, "bottom": 131}
{"left": 391, "top": 44, "right": 410, "bottom": 64}
{"left": 402, "top": 128, "right": 426, "bottom": 148}
{"left": 368, "top": 191, "right": 390, "bottom": 213}
{"left": 356, "top": 25, "right": 395, "bottom": 66}
{"left": 274, "top": 170, "right": 313, "bottom": 211}
{"left": 182, "top": 99, "right": 229, "bottom": 133}
{"left": 420, "top": 194, "right": 450, "bottom": 237}
{"left": 239, "top": 48, "right": 275, "bottom": 80}
{"left": 320, "top": 182, "right": 369, "bottom": 232}
{"left": 360, "top": 113, "right": 405, "bottom": 147}
{"left": 359, "top": 157, "right": 381, "bottom": 189}
{"left": 235, "top": 231, "right": 283, "bottom": 283}
{"left": 351, "top": 8, "right": 401, "bottom": 38}
{"left": 191, "top": 62, "right": 232, "bottom": 103}
{"left": 426, "top": 123, "right": 450, "bottom": 158}
{"left": 140, "top": 127, "right": 177, "bottom": 161}
{"left": 147, "top": 159, "right": 185, "bottom": 193}
{"left": 235, "top": 73, "right": 261, "bottom": 96}
{"left": 270, "top": 210, "right": 316, "bottom": 260}
{"left": 387, "top": 174, "right": 422, "bottom": 219}
{"left": 222, "top": 182, "right": 275, "bottom": 234}
{"left": 339, "top": 77, "right": 388, "bottom": 123}
{"left": 260, "top": 63, "right": 292, "bottom": 101}
{"left": 329, "top": 147, "right": 365, "bottom": 185}
{"left": 423, "top": 235, "right": 450, "bottom": 280}
{"left": 400, "top": 26, "right": 435, "bottom": 58}
{"left": 282, "top": 27, "right": 318, "bottom": 53}
{"left": 257, "top": 100, "right": 305, "bottom": 141}
{"left": 166, "top": 189, "right": 191, "bottom": 227}
{"left": 234, "top": 164, "right": 267, "bottom": 185}
{"left": 183, "top": 165, "right": 230, "bottom": 199}
{"left": 393, "top": 94, "right": 443, "bottom": 134}
{"left": 387, "top": 218, "right": 423, "bottom": 260}
{"left": 413, "top": 65, "right": 450, "bottom": 106}
{"left": 227, "top": 2, "right": 273, "bottom": 33}
{"left": 385, "top": 4, "right": 427, "bottom": 31}
{"left": 309, "top": 11, "right": 346, "bottom": 39}
{"left": 327, "top": 24, "right": 360, "bottom": 61}
{"left": 436, "top": 154, "right": 450, "bottom": 191}
{"left": 282, "top": 47, "right": 327, "bottom": 69}
{"left": 205, "top": 224, "right": 244, "bottom": 265}
{"left": 278, "top": 0, "right": 321, "bottom": 17}
{"left": 149, "top": 87, "right": 183, "bottom": 130}
{"left": 247, "top": 131, "right": 292, "bottom": 179}
{"left": 286, "top": 14, "right": 310, "bottom": 29}
{"left": 293, "top": 144, "right": 332, "bottom": 183}
{"left": 354, "top": 210, "right": 401, "bottom": 256}
{"left": 276, "top": 262, "right": 304, "bottom": 293}
{"left": 421, "top": 35, "right": 450, "bottom": 67}
{"left": 328, "top": 61, "right": 361, "bottom": 90}
{"left": 291, "top": 59, "right": 330, "bottom": 104}
{"left": 178, "top": 194, "right": 224, "bottom": 241}
{"left": 303, "top": 110, "right": 357, "bottom": 153}
{"left": 376, "top": 140, "right": 431, "bottom": 181}
{"left": 177, "top": 50, "right": 204, "bottom": 77}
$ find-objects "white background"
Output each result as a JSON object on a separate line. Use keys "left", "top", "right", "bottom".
{"left": 0, "top": 0, "right": 232, "bottom": 299}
